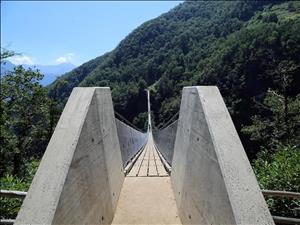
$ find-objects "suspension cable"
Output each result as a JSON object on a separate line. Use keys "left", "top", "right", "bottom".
{"left": 114, "top": 111, "right": 145, "bottom": 133}
{"left": 156, "top": 111, "right": 179, "bottom": 130}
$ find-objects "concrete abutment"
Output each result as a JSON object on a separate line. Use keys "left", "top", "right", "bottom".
{"left": 15, "top": 86, "right": 274, "bottom": 225}
{"left": 171, "top": 86, "right": 274, "bottom": 225}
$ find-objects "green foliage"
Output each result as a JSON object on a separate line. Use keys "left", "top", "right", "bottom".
{"left": 0, "top": 160, "right": 40, "bottom": 219}
{"left": 1, "top": 66, "right": 50, "bottom": 176}
{"left": 0, "top": 49, "right": 56, "bottom": 177}
{"left": 133, "top": 112, "right": 148, "bottom": 131}
{"left": 1, "top": 48, "right": 15, "bottom": 61}
{"left": 197, "top": 5, "right": 300, "bottom": 157}
{"left": 48, "top": 2, "right": 300, "bottom": 158}
{"left": 0, "top": 175, "right": 26, "bottom": 219}
{"left": 242, "top": 91, "right": 300, "bottom": 151}
{"left": 49, "top": 1, "right": 270, "bottom": 127}
{"left": 253, "top": 146, "right": 300, "bottom": 217}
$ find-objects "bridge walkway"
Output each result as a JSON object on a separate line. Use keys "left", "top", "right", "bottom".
{"left": 127, "top": 133, "right": 168, "bottom": 177}
{"left": 111, "top": 133, "right": 181, "bottom": 225}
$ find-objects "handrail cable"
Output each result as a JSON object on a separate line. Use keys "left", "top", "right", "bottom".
{"left": 262, "top": 190, "right": 300, "bottom": 199}
{"left": 0, "top": 189, "right": 27, "bottom": 199}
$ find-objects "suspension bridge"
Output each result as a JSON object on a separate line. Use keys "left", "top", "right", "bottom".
{"left": 2, "top": 86, "right": 299, "bottom": 225}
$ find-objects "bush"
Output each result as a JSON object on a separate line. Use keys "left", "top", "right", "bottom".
{"left": 0, "top": 159, "right": 39, "bottom": 219}
{"left": 253, "top": 145, "right": 300, "bottom": 218}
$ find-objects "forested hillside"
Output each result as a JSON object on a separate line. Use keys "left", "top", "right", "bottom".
{"left": 1, "top": 1, "right": 299, "bottom": 219}
{"left": 49, "top": 1, "right": 299, "bottom": 159}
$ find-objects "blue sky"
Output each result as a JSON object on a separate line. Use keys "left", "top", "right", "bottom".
{"left": 1, "top": 1, "right": 182, "bottom": 66}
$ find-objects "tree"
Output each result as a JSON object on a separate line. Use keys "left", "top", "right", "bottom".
{"left": 273, "top": 60, "right": 300, "bottom": 141}
{"left": 1, "top": 65, "right": 51, "bottom": 176}
{"left": 242, "top": 90, "right": 300, "bottom": 152}
{"left": 242, "top": 57, "right": 300, "bottom": 152}
{"left": 1, "top": 48, "right": 15, "bottom": 62}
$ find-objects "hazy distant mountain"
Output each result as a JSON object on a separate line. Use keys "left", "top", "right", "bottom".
{"left": 1, "top": 61, "right": 76, "bottom": 86}
{"left": 1, "top": 60, "right": 15, "bottom": 74}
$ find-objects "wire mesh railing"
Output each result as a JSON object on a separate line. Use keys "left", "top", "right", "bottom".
{"left": 114, "top": 111, "right": 145, "bottom": 133}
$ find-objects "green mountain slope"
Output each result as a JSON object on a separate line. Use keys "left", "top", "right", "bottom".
{"left": 49, "top": 1, "right": 300, "bottom": 158}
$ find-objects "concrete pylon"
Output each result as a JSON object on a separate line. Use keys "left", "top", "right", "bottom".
{"left": 15, "top": 87, "right": 124, "bottom": 225}
{"left": 171, "top": 86, "right": 274, "bottom": 225}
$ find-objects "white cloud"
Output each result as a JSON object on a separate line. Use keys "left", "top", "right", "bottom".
{"left": 9, "top": 55, "right": 35, "bottom": 65}
{"left": 55, "top": 53, "right": 75, "bottom": 64}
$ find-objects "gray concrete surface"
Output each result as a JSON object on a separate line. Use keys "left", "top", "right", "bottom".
{"left": 153, "top": 120, "right": 178, "bottom": 165}
{"left": 15, "top": 87, "right": 124, "bottom": 225}
{"left": 111, "top": 177, "right": 182, "bottom": 225}
{"left": 171, "top": 86, "right": 274, "bottom": 225}
{"left": 115, "top": 119, "right": 147, "bottom": 167}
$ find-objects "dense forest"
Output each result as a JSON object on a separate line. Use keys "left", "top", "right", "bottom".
{"left": 1, "top": 0, "right": 299, "bottom": 219}
{"left": 49, "top": 1, "right": 299, "bottom": 157}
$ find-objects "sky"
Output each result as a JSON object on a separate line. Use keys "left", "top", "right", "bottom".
{"left": 1, "top": 1, "right": 182, "bottom": 66}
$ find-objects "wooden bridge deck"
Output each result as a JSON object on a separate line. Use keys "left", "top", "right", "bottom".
{"left": 112, "top": 134, "right": 181, "bottom": 225}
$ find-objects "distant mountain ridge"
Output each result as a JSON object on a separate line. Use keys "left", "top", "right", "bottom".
{"left": 1, "top": 61, "right": 76, "bottom": 86}
{"left": 49, "top": 1, "right": 286, "bottom": 117}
